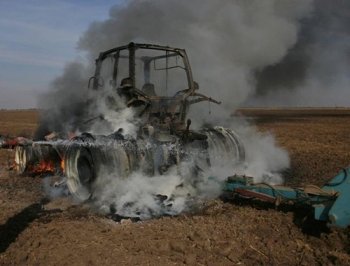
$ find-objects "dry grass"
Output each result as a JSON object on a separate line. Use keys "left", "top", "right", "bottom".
{"left": 0, "top": 110, "right": 39, "bottom": 137}
{"left": 0, "top": 110, "right": 39, "bottom": 165}
{"left": 237, "top": 107, "right": 350, "bottom": 117}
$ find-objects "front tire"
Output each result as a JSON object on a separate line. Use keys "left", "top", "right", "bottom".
{"left": 65, "top": 147, "right": 96, "bottom": 202}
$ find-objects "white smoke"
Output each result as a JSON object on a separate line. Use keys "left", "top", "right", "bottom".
{"left": 233, "top": 123, "right": 290, "bottom": 184}
{"left": 94, "top": 159, "right": 221, "bottom": 220}
{"left": 89, "top": 122, "right": 289, "bottom": 220}
{"left": 85, "top": 87, "right": 139, "bottom": 136}
{"left": 43, "top": 176, "right": 70, "bottom": 199}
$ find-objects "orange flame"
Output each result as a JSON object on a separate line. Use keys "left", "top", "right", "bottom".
{"left": 27, "top": 160, "right": 55, "bottom": 175}
{"left": 61, "top": 156, "right": 65, "bottom": 174}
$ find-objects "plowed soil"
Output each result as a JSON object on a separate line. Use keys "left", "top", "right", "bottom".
{"left": 1, "top": 109, "right": 350, "bottom": 265}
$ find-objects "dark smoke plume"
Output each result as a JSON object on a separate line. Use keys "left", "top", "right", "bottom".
{"left": 77, "top": 0, "right": 313, "bottom": 112}
{"left": 35, "top": 62, "right": 89, "bottom": 139}
{"left": 36, "top": 0, "right": 315, "bottom": 134}
{"left": 252, "top": 0, "right": 350, "bottom": 107}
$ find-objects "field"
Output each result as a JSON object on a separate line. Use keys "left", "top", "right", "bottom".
{"left": 0, "top": 109, "right": 350, "bottom": 265}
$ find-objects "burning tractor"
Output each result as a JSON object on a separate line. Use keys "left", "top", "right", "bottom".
{"left": 3, "top": 43, "right": 246, "bottom": 202}
{"left": 2, "top": 43, "right": 350, "bottom": 227}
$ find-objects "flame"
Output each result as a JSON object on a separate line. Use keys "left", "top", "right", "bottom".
{"left": 61, "top": 156, "right": 65, "bottom": 173}
{"left": 27, "top": 160, "right": 55, "bottom": 175}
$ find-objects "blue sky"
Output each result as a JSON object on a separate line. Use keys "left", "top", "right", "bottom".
{"left": 0, "top": 0, "right": 124, "bottom": 109}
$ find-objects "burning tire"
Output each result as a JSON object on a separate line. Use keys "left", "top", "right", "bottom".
{"left": 14, "top": 145, "right": 62, "bottom": 175}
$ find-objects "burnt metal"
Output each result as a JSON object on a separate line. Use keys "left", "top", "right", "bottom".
{"left": 92, "top": 42, "right": 221, "bottom": 124}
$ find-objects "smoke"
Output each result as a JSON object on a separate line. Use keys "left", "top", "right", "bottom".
{"left": 233, "top": 121, "right": 289, "bottom": 184}
{"left": 94, "top": 170, "right": 187, "bottom": 219}
{"left": 43, "top": 176, "right": 70, "bottom": 199}
{"left": 94, "top": 156, "right": 222, "bottom": 220}
{"left": 252, "top": 0, "right": 350, "bottom": 107}
{"left": 35, "top": 0, "right": 314, "bottom": 219}
{"left": 78, "top": 0, "right": 313, "bottom": 111}
{"left": 37, "top": 0, "right": 314, "bottom": 128}
{"left": 90, "top": 123, "right": 289, "bottom": 220}
{"left": 36, "top": 62, "right": 139, "bottom": 138}
{"left": 85, "top": 89, "right": 139, "bottom": 136}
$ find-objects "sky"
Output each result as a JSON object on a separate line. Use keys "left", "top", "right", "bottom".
{"left": 0, "top": 0, "right": 124, "bottom": 109}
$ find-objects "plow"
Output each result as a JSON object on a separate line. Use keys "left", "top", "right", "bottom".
{"left": 1, "top": 43, "right": 349, "bottom": 228}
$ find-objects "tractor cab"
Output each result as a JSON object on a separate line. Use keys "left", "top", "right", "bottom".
{"left": 90, "top": 42, "right": 220, "bottom": 129}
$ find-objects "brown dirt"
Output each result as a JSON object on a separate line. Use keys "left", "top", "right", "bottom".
{"left": 1, "top": 109, "right": 350, "bottom": 265}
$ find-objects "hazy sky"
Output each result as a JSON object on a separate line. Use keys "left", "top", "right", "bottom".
{"left": 0, "top": 0, "right": 124, "bottom": 109}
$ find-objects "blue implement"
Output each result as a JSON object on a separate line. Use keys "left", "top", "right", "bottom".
{"left": 320, "top": 166, "right": 350, "bottom": 228}
{"left": 222, "top": 167, "right": 350, "bottom": 228}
